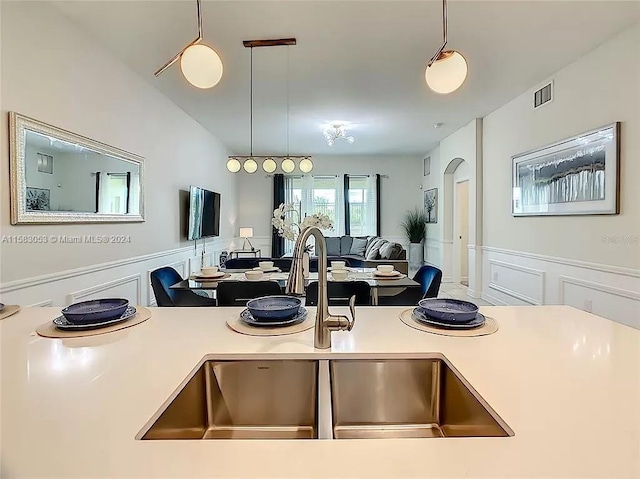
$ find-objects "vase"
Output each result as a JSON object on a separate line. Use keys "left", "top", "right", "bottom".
{"left": 303, "top": 252, "right": 310, "bottom": 279}
{"left": 408, "top": 242, "right": 424, "bottom": 270}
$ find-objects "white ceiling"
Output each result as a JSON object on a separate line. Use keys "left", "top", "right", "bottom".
{"left": 53, "top": 1, "right": 640, "bottom": 156}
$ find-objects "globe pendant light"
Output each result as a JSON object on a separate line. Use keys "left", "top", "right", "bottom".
{"left": 226, "top": 158, "right": 241, "bottom": 173}
{"left": 262, "top": 158, "right": 277, "bottom": 173}
{"left": 180, "top": 44, "right": 223, "bottom": 89}
{"left": 299, "top": 158, "right": 314, "bottom": 173}
{"left": 425, "top": 0, "right": 468, "bottom": 94}
{"left": 154, "top": 0, "right": 223, "bottom": 89}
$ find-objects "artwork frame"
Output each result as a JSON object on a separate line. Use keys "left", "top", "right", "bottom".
{"left": 26, "top": 187, "right": 50, "bottom": 211}
{"left": 423, "top": 156, "right": 431, "bottom": 176}
{"left": 512, "top": 123, "right": 620, "bottom": 217}
{"left": 424, "top": 188, "right": 438, "bottom": 223}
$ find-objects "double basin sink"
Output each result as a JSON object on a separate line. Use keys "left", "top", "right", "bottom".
{"left": 137, "top": 355, "right": 513, "bottom": 440}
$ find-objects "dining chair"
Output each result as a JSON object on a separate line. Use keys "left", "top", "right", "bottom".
{"left": 305, "top": 281, "right": 371, "bottom": 307}
{"left": 377, "top": 265, "right": 442, "bottom": 306}
{"left": 216, "top": 281, "right": 283, "bottom": 307}
{"left": 150, "top": 267, "right": 218, "bottom": 307}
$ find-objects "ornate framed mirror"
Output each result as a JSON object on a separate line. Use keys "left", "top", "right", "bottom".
{"left": 9, "top": 112, "right": 145, "bottom": 224}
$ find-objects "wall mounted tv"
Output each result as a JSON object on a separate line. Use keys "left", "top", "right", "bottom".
{"left": 187, "top": 185, "right": 221, "bottom": 240}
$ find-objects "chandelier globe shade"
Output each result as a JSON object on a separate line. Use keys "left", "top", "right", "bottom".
{"left": 299, "top": 158, "right": 313, "bottom": 173}
{"left": 180, "top": 44, "right": 224, "bottom": 89}
{"left": 243, "top": 159, "right": 258, "bottom": 173}
{"left": 262, "top": 158, "right": 277, "bottom": 173}
{"left": 281, "top": 158, "right": 295, "bottom": 173}
{"left": 425, "top": 50, "right": 467, "bottom": 94}
{"left": 226, "top": 158, "right": 241, "bottom": 173}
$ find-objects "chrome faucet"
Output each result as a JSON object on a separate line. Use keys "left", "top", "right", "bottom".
{"left": 285, "top": 226, "right": 355, "bottom": 349}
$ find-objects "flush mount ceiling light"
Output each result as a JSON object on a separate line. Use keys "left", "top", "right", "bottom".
{"left": 323, "top": 124, "right": 355, "bottom": 146}
{"left": 425, "top": 0, "right": 468, "bottom": 94}
{"left": 154, "top": 0, "right": 223, "bottom": 89}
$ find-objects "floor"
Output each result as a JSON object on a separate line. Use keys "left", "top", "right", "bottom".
{"left": 438, "top": 282, "right": 492, "bottom": 306}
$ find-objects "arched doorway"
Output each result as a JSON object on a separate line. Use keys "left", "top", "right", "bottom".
{"left": 442, "top": 158, "right": 470, "bottom": 285}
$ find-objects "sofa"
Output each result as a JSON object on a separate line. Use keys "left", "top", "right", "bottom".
{"left": 323, "top": 235, "right": 408, "bottom": 274}
{"left": 223, "top": 236, "right": 408, "bottom": 274}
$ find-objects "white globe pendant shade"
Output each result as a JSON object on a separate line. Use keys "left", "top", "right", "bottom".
{"left": 425, "top": 50, "right": 468, "bottom": 94}
{"left": 243, "top": 159, "right": 258, "bottom": 173}
{"left": 226, "top": 158, "right": 241, "bottom": 173}
{"left": 180, "top": 44, "right": 223, "bottom": 89}
{"left": 299, "top": 158, "right": 313, "bottom": 173}
{"left": 281, "top": 158, "right": 295, "bottom": 173}
{"left": 262, "top": 158, "right": 277, "bottom": 173}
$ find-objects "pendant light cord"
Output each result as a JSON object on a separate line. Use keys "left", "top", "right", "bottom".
{"left": 286, "top": 45, "right": 290, "bottom": 157}
{"left": 250, "top": 47, "right": 253, "bottom": 157}
{"left": 442, "top": 0, "right": 448, "bottom": 45}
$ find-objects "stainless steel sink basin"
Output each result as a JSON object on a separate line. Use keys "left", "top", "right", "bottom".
{"left": 329, "top": 357, "right": 513, "bottom": 439}
{"left": 138, "top": 359, "right": 318, "bottom": 440}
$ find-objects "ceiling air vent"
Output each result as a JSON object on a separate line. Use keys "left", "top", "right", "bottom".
{"left": 534, "top": 81, "right": 553, "bottom": 109}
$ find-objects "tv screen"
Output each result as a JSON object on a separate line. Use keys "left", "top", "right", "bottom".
{"left": 187, "top": 186, "right": 221, "bottom": 240}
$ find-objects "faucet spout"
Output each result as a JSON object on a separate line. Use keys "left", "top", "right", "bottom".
{"left": 285, "top": 227, "right": 355, "bottom": 349}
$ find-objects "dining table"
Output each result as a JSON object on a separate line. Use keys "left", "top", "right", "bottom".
{"left": 170, "top": 268, "right": 420, "bottom": 306}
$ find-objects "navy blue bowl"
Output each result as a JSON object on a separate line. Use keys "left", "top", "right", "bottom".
{"left": 246, "top": 296, "right": 302, "bottom": 322}
{"left": 61, "top": 298, "right": 129, "bottom": 324}
{"left": 417, "top": 298, "right": 479, "bottom": 323}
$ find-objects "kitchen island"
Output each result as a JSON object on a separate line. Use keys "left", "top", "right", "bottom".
{"left": 2, "top": 305, "right": 639, "bottom": 478}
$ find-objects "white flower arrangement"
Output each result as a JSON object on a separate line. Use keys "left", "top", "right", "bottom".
{"left": 271, "top": 203, "right": 334, "bottom": 251}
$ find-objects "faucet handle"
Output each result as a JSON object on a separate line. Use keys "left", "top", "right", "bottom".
{"left": 346, "top": 295, "right": 356, "bottom": 331}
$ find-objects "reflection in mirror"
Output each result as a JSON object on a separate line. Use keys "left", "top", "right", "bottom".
{"left": 9, "top": 112, "right": 144, "bottom": 224}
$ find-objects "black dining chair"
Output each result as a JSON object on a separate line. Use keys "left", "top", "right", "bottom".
{"left": 305, "top": 281, "right": 371, "bottom": 307}
{"left": 216, "top": 281, "right": 283, "bottom": 307}
{"left": 150, "top": 267, "right": 217, "bottom": 307}
{"left": 377, "top": 265, "right": 443, "bottom": 306}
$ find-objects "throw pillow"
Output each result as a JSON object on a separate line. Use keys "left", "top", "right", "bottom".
{"left": 366, "top": 238, "right": 388, "bottom": 260}
{"left": 340, "top": 236, "right": 353, "bottom": 256}
{"left": 364, "top": 236, "right": 380, "bottom": 258}
{"left": 325, "top": 237, "right": 341, "bottom": 257}
{"left": 350, "top": 237, "right": 368, "bottom": 257}
{"left": 381, "top": 242, "right": 404, "bottom": 260}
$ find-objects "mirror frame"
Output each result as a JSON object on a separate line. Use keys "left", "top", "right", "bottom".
{"left": 9, "top": 112, "right": 145, "bottom": 224}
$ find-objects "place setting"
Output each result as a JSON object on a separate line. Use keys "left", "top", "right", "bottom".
{"left": 190, "top": 266, "right": 230, "bottom": 282}
{"left": 0, "top": 302, "right": 22, "bottom": 321}
{"left": 399, "top": 298, "right": 498, "bottom": 337}
{"left": 36, "top": 298, "right": 152, "bottom": 338}
{"left": 371, "top": 264, "right": 406, "bottom": 280}
{"left": 226, "top": 295, "right": 314, "bottom": 337}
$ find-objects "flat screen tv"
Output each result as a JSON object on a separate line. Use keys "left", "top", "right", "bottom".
{"left": 187, "top": 185, "right": 221, "bottom": 240}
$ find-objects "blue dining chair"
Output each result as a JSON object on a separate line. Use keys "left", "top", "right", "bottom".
{"left": 377, "top": 265, "right": 442, "bottom": 306}
{"left": 150, "top": 267, "right": 217, "bottom": 307}
{"left": 305, "top": 281, "right": 371, "bottom": 306}
{"left": 216, "top": 281, "right": 283, "bottom": 307}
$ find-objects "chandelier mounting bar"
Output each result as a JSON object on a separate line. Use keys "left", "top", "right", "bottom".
{"left": 243, "top": 38, "right": 297, "bottom": 48}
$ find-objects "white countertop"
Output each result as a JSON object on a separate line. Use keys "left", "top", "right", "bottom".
{"left": 2, "top": 305, "right": 639, "bottom": 478}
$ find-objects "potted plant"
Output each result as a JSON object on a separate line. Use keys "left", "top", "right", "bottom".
{"left": 401, "top": 208, "right": 427, "bottom": 269}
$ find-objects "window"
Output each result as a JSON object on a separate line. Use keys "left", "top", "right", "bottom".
{"left": 347, "top": 175, "right": 378, "bottom": 236}
{"left": 284, "top": 175, "right": 345, "bottom": 253}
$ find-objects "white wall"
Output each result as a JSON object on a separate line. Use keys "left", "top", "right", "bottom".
{"left": 0, "top": 2, "right": 239, "bottom": 306}
{"left": 237, "top": 154, "right": 423, "bottom": 255}
{"left": 482, "top": 23, "right": 640, "bottom": 327}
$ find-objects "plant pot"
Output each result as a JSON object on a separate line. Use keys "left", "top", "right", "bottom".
{"left": 408, "top": 242, "right": 424, "bottom": 269}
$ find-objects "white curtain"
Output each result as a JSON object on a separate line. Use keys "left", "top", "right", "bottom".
{"left": 97, "top": 172, "right": 110, "bottom": 214}
{"left": 128, "top": 172, "right": 140, "bottom": 215}
{"left": 332, "top": 175, "right": 345, "bottom": 237}
{"left": 363, "top": 175, "right": 378, "bottom": 236}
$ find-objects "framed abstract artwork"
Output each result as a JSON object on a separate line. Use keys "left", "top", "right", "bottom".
{"left": 423, "top": 156, "right": 431, "bottom": 176}
{"left": 26, "top": 187, "right": 50, "bottom": 211}
{"left": 424, "top": 188, "right": 438, "bottom": 223}
{"left": 512, "top": 123, "right": 620, "bottom": 216}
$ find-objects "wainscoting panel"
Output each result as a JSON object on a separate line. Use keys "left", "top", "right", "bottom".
{"left": 487, "top": 259, "right": 545, "bottom": 305}
{"left": 482, "top": 246, "right": 640, "bottom": 329}
{"left": 0, "top": 237, "right": 236, "bottom": 308}
{"left": 558, "top": 276, "right": 640, "bottom": 330}
{"left": 67, "top": 274, "right": 142, "bottom": 306}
